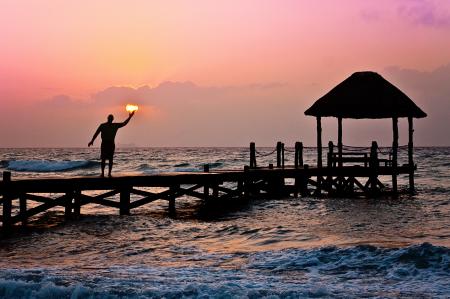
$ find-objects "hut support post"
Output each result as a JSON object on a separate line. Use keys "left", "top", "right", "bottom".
{"left": 408, "top": 117, "right": 415, "bottom": 194}
{"left": 337, "top": 117, "right": 344, "bottom": 190}
{"left": 338, "top": 117, "right": 343, "bottom": 168}
{"left": 392, "top": 117, "right": 399, "bottom": 195}
{"left": 370, "top": 141, "right": 379, "bottom": 195}
{"left": 294, "top": 141, "right": 303, "bottom": 197}
{"left": 316, "top": 117, "right": 322, "bottom": 195}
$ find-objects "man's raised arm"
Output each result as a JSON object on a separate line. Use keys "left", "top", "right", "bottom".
{"left": 88, "top": 125, "right": 102, "bottom": 147}
{"left": 118, "top": 111, "right": 135, "bottom": 128}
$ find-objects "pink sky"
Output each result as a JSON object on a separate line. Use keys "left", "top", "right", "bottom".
{"left": 1, "top": 0, "right": 450, "bottom": 147}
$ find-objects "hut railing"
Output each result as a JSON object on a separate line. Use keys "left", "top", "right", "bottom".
{"left": 326, "top": 142, "right": 410, "bottom": 168}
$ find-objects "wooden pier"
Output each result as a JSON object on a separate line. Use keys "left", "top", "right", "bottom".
{"left": 0, "top": 141, "right": 415, "bottom": 234}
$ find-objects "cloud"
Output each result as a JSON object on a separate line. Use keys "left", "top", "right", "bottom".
{"left": 397, "top": 0, "right": 450, "bottom": 28}
{"left": 6, "top": 81, "right": 298, "bottom": 147}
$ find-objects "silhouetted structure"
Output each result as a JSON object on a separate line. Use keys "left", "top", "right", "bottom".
{"left": 304, "top": 71, "right": 427, "bottom": 196}
{"left": 0, "top": 71, "right": 429, "bottom": 235}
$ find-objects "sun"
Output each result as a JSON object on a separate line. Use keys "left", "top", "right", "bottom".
{"left": 126, "top": 104, "right": 139, "bottom": 113}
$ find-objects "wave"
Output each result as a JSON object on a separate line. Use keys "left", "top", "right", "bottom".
{"left": 247, "top": 242, "right": 450, "bottom": 278}
{"left": 173, "top": 167, "right": 200, "bottom": 172}
{"left": 174, "top": 162, "right": 190, "bottom": 167}
{"left": 0, "top": 243, "right": 448, "bottom": 298}
{"left": 209, "top": 162, "right": 223, "bottom": 168}
{"left": 5, "top": 160, "right": 99, "bottom": 172}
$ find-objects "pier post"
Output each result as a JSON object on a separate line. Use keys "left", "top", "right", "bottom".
{"left": 294, "top": 142, "right": 303, "bottom": 197}
{"left": 327, "top": 141, "right": 334, "bottom": 193}
{"left": 237, "top": 179, "right": 244, "bottom": 198}
{"left": 2, "top": 172, "right": 12, "bottom": 233}
{"left": 73, "top": 190, "right": 81, "bottom": 219}
{"left": 315, "top": 117, "right": 323, "bottom": 195}
{"left": 120, "top": 188, "right": 130, "bottom": 215}
{"left": 392, "top": 117, "right": 399, "bottom": 196}
{"left": 299, "top": 164, "right": 310, "bottom": 197}
{"left": 19, "top": 194, "right": 27, "bottom": 226}
{"left": 250, "top": 142, "right": 256, "bottom": 168}
{"left": 276, "top": 142, "right": 282, "bottom": 168}
{"left": 64, "top": 191, "right": 73, "bottom": 221}
{"left": 243, "top": 165, "right": 250, "bottom": 197}
{"left": 294, "top": 142, "right": 303, "bottom": 169}
{"left": 281, "top": 143, "right": 285, "bottom": 168}
{"left": 408, "top": 117, "right": 415, "bottom": 194}
{"left": 213, "top": 184, "right": 219, "bottom": 199}
{"left": 168, "top": 185, "right": 178, "bottom": 216}
{"left": 203, "top": 164, "right": 210, "bottom": 200}
{"left": 369, "top": 141, "right": 379, "bottom": 195}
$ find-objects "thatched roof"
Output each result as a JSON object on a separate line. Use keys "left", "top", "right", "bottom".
{"left": 304, "top": 71, "right": 427, "bottom": 119}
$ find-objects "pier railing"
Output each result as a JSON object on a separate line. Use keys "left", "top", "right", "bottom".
{"left": 249, "top": 141, "right": 305, "bottom": 169}
{"left": 249, "top": 141, "right": 409, "bottom": 170}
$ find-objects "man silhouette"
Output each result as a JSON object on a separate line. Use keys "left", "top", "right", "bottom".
{"left": 88, "top": 112, "right": 135, "bottom": 177}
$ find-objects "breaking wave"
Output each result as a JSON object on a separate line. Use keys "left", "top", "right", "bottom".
{"left": 0, "top": 243, "right": 448, "bottom": 298}
{"left": 4, "top": 160, "right": 99, "bottom": 172}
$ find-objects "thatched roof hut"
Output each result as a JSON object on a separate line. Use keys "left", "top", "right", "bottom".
{"left": 305, "top": 71, "right": 426, "bottom": 119}
{"left": 304, "top": 71, "right": 427, "bottom": 195}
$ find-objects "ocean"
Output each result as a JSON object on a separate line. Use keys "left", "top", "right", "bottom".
{"left": 0, "top": 147, "right": 449, "bottom": 298}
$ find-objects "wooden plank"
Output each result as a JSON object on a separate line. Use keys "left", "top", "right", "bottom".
{"left": 22, "top": 194, "right": 69, "bottom": 221}
{"left": 80, "top": 194, "right": 121, "bottom": 208}
{"left": 24, "top": 193, "right": 54, "bottom": 204}
{"left": 94, "top": 189, "right": 121, "bottom": 200}
{"left": 353, "top": 178, "right": 368, "bottom": 193}
{"left": 130, "top": 188, "right": 174, "bottom": 209}
{"left": 130, "top": 188, "right": 157, "bottom": 197}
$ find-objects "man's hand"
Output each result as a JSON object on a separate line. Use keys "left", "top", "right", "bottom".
{"left": 129, "top": 111, "right": 135, "bottom": 117}
{"left": 88, "top": 141, "right": 94, "bottom": 147}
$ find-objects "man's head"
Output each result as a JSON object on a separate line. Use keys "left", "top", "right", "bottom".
{"left": 107, "top": 114, "right": 114, "bottom": 123}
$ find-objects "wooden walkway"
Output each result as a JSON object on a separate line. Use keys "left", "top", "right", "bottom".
{"left": 0, "top": 140, "right": 418, "bottom": 234}
{"left": 0, "top": 162, "right": 413, "bottom": 233}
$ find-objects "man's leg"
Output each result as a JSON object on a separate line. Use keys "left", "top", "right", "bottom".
{"left": 101, "top": 159, "right": 106, "bottom": 177}
{"left": 108, "top": 158, "right": 114, "bottom": 177}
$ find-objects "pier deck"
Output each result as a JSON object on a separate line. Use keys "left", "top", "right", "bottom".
{"left": 0, "top": 163, "right": 414, "bottom": 233}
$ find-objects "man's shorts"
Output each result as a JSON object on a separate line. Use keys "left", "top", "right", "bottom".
{"left": 101, "top": 141, "right": 115, "bottom": 160}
